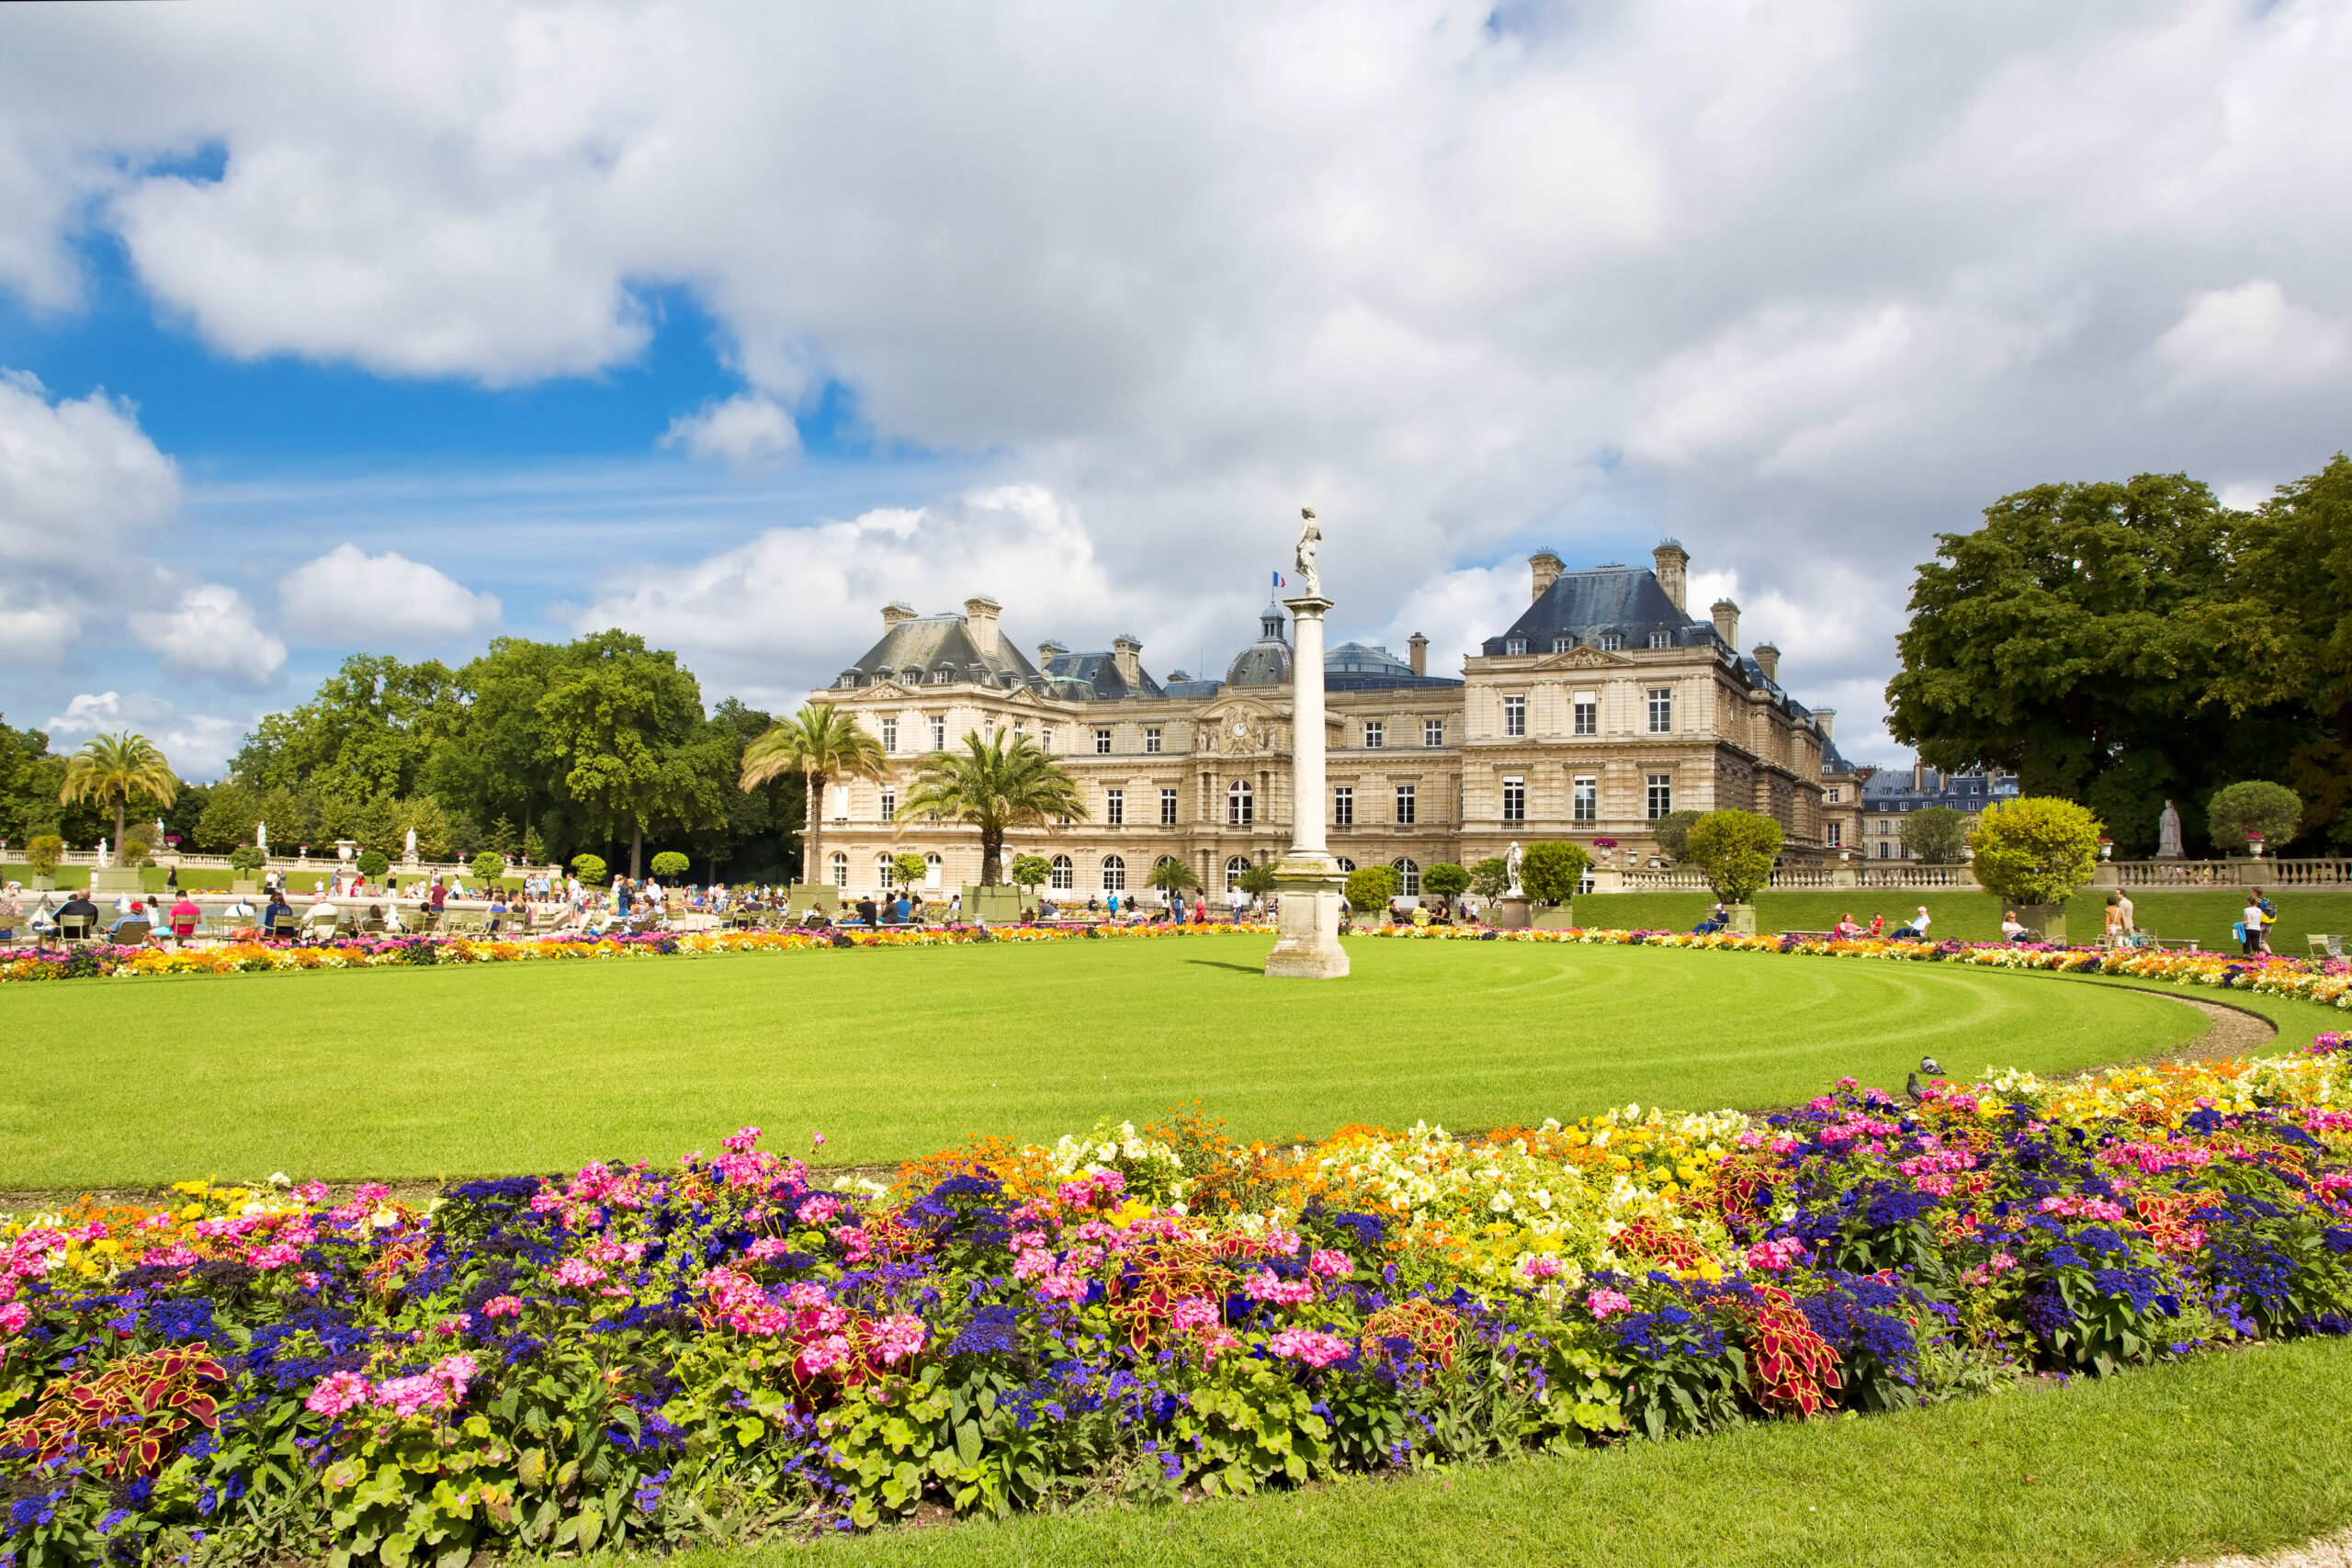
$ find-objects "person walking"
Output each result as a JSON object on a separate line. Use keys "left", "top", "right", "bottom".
{"left": 2116, "top": 890, "right": 2135, "bottom": 936}
{"left": 2103, "top": 896, "right": 2128, "bottom": 946}
{"left": 2242, "top": 891, "right": 2269, "bottom": 955}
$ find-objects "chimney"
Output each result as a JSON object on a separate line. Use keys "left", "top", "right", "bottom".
{"left": 1752, "top": 642, "right": 1780, "bottom": 683}
{"left": 1710, "top": 598, "right": 1740, "bottom": 651}
{"left": 1037, "top": 640, "right": 1065, "bottom": 671}
{"left": 962, "top": 595, "right": 1001, "bottom": 659}
{"left": 1112, "top": 635, "right": 1143, "bottom": 690}
{"left": 1407, "top": 633, "right": 1429, "bottom": 676}
{"left": 1529, "top": 550, "right": 1564, "bottom": 603}
{"left": 1815, "top": 706, "right": 1836, "bottom": 740}
{"left": 881, "top": 602, "right": 915, "bottom": 631}
{"left": 1652, "top": 539, "right": 1690, "bottom": 614}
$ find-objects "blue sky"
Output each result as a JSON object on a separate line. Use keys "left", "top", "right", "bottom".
{"left": 2, "top": 1, "right": 2346, "bottom": 777}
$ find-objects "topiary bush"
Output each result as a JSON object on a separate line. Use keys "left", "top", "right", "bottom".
{"left": 1968, "top": 797, "right": 2101, "bottom": 907}
{"left": 1685, "top": 810, "right": 1785, "bottom": 905}
{"left": 2206, "top": 781, "right": 2302, "bottom": 852}
{"left": 471, "top": 852, "right": 505, "bottom": 883}
{"left": 571, "top": 853, "right": 608, "bottom": 886}
{"left": 356, "top": 850, "right": 390, "bottom": 880}
{"left": 1344, "top": 863, "right": 1400, "bottom": 914}
{"left": 227, "top": 844, "right": 265, "bottom": 875}
{"left": 1421, "top": 862, "right": 1469, "bottom": 910}
{"left": 1520, "top": 841, "right": 1591, "bottom": 906}
{"left": 1007, "top": 854, "right": 1052, "bottom": 891}
{"left": 650, "top": 851, "right": 692, "bottom": 879}
{"left": 1649, "top": 809, "right": 1702, "bottom": 863}
{"left": 1901, "top": 806, "right": 1970, "bottom": 865}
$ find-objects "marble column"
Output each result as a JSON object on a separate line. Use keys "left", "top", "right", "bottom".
{"left": 1265, "top": 593, "right": 1351, "bottom": 979}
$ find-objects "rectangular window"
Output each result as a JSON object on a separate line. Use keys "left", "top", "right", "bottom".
{"left": 1647, "top": 630, "right": 1671, "bottom": 649}
{"left": 1878, "top": 841, "right": 1891, "bottom": 860}
{"left": 1395, "top": 785, "right": 1417, "bottom": 825}
{"left": 1160, "top": 787, "right": 1178, "bottom": 826}
{"left": 1599, "top": 633, "right": 1623, "bottom": 651}
{"left": 1647, "top": 687, "right": 1673, "bottom": 733}
{"left": 1550, "top": 637, "right": 1570, "bottom": 653}
{"left": 1503, "top": 695, "right": 1525, "bottom": 737}
{"left": 1502, "top": 776, "right": 1525, "bottom": 822}
{"left": 1095, "top": 728, "right": 1112, "bottom": 754}
{"left": 1333, "top": 786, "right": 1353, "bottom": 826}
{"left": 1363, "top": 720, "right": 1384, "bottom": 749}
{"left": 1105, "top": 788, "right": 1124, "bottom": 826}
{"left": 928, "top": 716, "right": 944, "bottom": 750}
{"left": 1145, "top": 727, "right": 1162, "bottom": 754}
{"left": 1423, "top": 718, "right": 1444, "bottom": 747}
{"left": 1646, "top": 773, "right": 1672, "bottom": 819}
{"left": 1573, "top": 695, "right": 1597, "bottom": 736}
{"left": 1040, "top": 726, "right": 1054, "bottom": 753}
{"left": 1573, "top": 775, "right": 1597, "bottom": 823}
{"left": 880, "top": 716, "right": 898, "bottom": 752}
{"left": 1826, "top": 821, "right": 1843, "bottom": 848}
{"left": 1826, "top": 787, "right": 1839, "bottom": 804}
{"left": 879, "top": 789, "right": 895, "bottom": 820}
{"left": 1505, "top": 637, "right": 1527, "bottom": 655}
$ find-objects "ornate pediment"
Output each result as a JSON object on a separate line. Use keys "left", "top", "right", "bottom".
{"left": 1195, "top": 697, "right": 1285, "bottom": 757}
{"left": 1533, "top": 645, "right": 1634, "bottom": 671}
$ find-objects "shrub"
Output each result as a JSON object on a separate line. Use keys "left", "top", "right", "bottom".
{"left": 1898, "top": 805, "right": 1970, "bottom": 864}
{"left": 1467, "top": 856, "right": 1510, "bottom": 902}
{"left": 650, "top": 851, "right": 692, "bottom": 879}
{"left": 1007, "top": 854, "right": 1052, "bottom": 890}
{"left": 892, "top": 852, "right": 933, "bottom": 892}
{"left": 1521, "top": 840, "right": 1591, "bottom": 906}
{"left": 227, "top": 844, "right": 265, "bottom": 874}
{"left": 356, "top": 850, "right": 390, "bottom": 880}
{"left": 571, "top": 853, "right": 608, "bottom": 886}
{"left": 24, "top": 834, "right": 65, "bottom": 876}
{"left": 1649, "top": 809, "right": 1702, "bottom": 863}
{"left": 1684, "top": 810, "right": 1784, "bottom": 904}
{"left": 1235, "top": 863, "right": 1278, "bottom": 897}
{"left": 470, "top": 852, "right": 505, "bottom": 883}
{"left": 1345, "top": 863, "right": 1399, "bottom": 913}
{"left": 1421, "top": 862, "right": 1469, "bottom": 909}
{"left": 2206, "top": 781, "right": 2302, "bottom": 852}
{"left": 521, "top": 825, "right": 547, "bottom": 863}
{"left": 119, "top": 833, "right": 153, "bottom": 867}
{"left": 1968, "top": 796, "right": 2101, "bottom": 907}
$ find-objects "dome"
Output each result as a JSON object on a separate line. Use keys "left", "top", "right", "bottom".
{"left": 1224, "top": 603, "right": 1293, "bottom": 688}
{"left": 1326, "top": 641, "right": 1415, "bottom": 678}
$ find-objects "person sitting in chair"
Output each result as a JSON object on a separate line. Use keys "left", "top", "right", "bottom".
{"left": 55, "top": 892, "right": 100, "bottom": 942}
{"left": 2001, "top": 909, "right": 2029, "bottom": 942}
{"left": 261, "top": 891, "right": 296, "bottom": 937}
{"left": 1693, "top": 900, "right": 1731, "bottom": 935}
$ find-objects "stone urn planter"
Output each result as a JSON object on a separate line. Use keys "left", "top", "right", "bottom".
{"left": 1725, "top": 904, "right": 1758, "bottom": 936}
{"left": 2021, "top": 903, "right": 2068, "bottom": 944}
{"left": 1532, "top": 903, "right": 1577, "bottom": 930}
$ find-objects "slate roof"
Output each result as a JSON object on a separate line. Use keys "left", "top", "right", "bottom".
{"left": 1041, "top": 650, "right": 1166, "bottom": 702}
{"left": 1225, "top": 604, "right": 1295, "bottom": 689}
{"left": 1480, "top": 564, "right": 1715, "bottom": 656}
{"left": 840, "top": 615, "right": 1039, "bottom": 691}
{"left": 1325, "top": 640, "right": 1462, "bottom": 692}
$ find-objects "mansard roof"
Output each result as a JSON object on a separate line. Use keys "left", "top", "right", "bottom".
{"left": 1041, "top": 650, "right": 1166, "bottom": 702}
{"left": 1481, "top": 564, "right": 1711, "bottom": 656}
{"left": 843, "top": 614, "right": 1039, "bottom": 690}
{"left": 1325, "top": 640, "right": 1463, "bottom": 692}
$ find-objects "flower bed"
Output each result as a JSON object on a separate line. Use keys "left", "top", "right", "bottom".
{"left": 0, "top": 921, "right": 1277, "bottom": 985}
{"left": 3, "top": 1043, "right": 2348, "bottom": 1563}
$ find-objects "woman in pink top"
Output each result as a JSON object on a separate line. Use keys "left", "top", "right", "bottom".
{"left": 169, "top": 894, "right": 203, "bottom": 944}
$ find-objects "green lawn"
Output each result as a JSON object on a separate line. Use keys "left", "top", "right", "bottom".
{"left": 1577, "top": 887, "right": 2352, "bottom": 952}
{"left": 685, "top": 1336, "right": 2352, "bottom": 1568}
{"left": 0, "top": 935, "right": 2220, "bottom": 1189}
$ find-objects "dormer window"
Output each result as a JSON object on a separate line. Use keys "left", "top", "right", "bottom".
{"left": 1647, "top": 631, "right": 1671, "bottom": 649}
{"left": 1505, "top": 637, "right": 1528, "bottom": 656}
{"left": 1598, "top": 633, "right": 1623, "bottom": 651}
{"left": 1551, "top": 637, "right": 1571, "bottom": 653}
{"left": 930, "top": 668, "right": 950, "bottom": 684}
{"left": 838, "top": 671, "right": 860, "bottom": 688}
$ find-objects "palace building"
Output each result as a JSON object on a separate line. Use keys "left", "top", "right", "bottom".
{"left": 808, "top": 542, "right": 1854, "bottom": 900}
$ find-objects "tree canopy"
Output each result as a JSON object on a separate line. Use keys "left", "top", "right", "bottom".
{"left": 61, "top": 732, "right": 179, "bottom": 852}
{"left": 1520, "top": 841, "right": 1590, "bottom": 906}
{"left": 1968, "top": 796, "right": 2102, "bottom": 908}
{"left": 1685, "top": 810, "right": 1782, "bottom": 904}
{"left": 1886, "top": 457, "right": 2352, "bottom": 853}
{"left": 1899, "top": 807, "right": 1970, "bottom": 866}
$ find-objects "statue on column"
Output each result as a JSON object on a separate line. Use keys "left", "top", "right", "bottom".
{"left": 1505, "top": 840, "right": 1523, "bottom": 896}
{"left": 2156, "top": 799, "right": 2184, "bottom": 859}
{"left": 256, "top": 820, "right": 268, "bottom": 853}
{"left": 1295, "top": 508, "right": 1322, "bottom": 598}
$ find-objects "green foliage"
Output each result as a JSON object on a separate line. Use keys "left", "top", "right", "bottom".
{"left": 233, "top": 653, "right": 464, "bottom": 802}
{"left": 650, "top": 851, "right": 692, "bottom": 879}
{"left": 1006, "top": 854, "right": 1051, "bottom": 890}
{"left": 1147, "top": 857, "right": 1201, "bottom": 896}
{"left": 895, "top": 732, "right": 1085, "bottom": 886}
{"left": 226, "top": 844, "right": 266, "bottom": 874}
{"left": 195, "top": 782, "right": 261, "bottom": 852}
{"left": 60, "top": 731, "right": 179, "bottom": 852}
{"left": 892, "top": 852, "right": 933, "bottom": 892}
{"left": 1683, "top": 811, "right": 1783, "bottom": 904}
{"left": 2205, "top": 781, "right": 2302, "bottom": 850}
{"left": 26, "top": 833, "right": 63, "bottom": 875}
{"left": 1649, "top": 810, "right": 1702, "bottom": 863}
{"left": 1345, "top": 863, "right": 1399, "bottom": 912}
{"left": 356, "top": 850, "right": 390, "bottom": 880}
{"left": 1421, "top": 863, "right": 1470, "bottom": 908}
{"left": 1967, "top": 796, "right": 2102, "bottom": 906}
{"left": 1467, "top": 857, "right": 1510, "bottom": 902}
{"left": 742, "top": 702, "right": 888, "bottom": 890}
{"left": 1234, "top": 863, "right": 1277, "bottom": 897}
{"left": 471, "top": 851, "right": 506, "bottom": 882}
{"left": 537, "top": 632, "right": 733, "bottom": 878}
{"left": 1900, "top": 806, "right": 1971, "bottom": 865}
{"left": 521, "top": 825, "right": 547, "bottom": 864}
{"left": 570, "top": 853, "right": 607, "bottom": 886}
{"left": 1521, "top": 841, "right": 1591, "bottom": 906}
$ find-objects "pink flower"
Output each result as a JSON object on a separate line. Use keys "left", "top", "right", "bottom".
{"left": 1520, "top": 1257, "right": 1564, "bottom": 1281}
{"left": 551, "top": 1258, "right": 606, "bottom": 1289}
{"left": 1242, "top": 1269, "right": 1314, "bottom": 1307}
{"left": 796, "top": 1196, "right": 843, "bottom": 1225}
{"left": 482, "top": 1295, "right": 524, "bottom": 1318}
{"left": 353, "top": 1182, "right": 391, "bottom": 1204}
{"left": 1586, "top": 1288, "right": 1634, "bottom": 1320}
{"left": 305, "top": 1371, "right": 372, "bottom": 1416}
{"left": 723, "top": 1126, "right": 763, "bottom": 1153}
{"left": 141, "top": 1245, "right": 199, "bottom": 1267}
{"left": 296, "top": 1179, "right": 332, "bottom": 1205}
{"left": 869, "top": 1314, "right": 928, "bottom": 1366}
{"left": 246, "top": 1244, "right": 301, "bottom": 1269}
{"left": 746, "top": 1236, "right": 794, "bottom": 1260}
{"left": 1261, "top": 1228, "right": 1301, "bottom": 1257}
{"left": 1307, "top": 1249, "right": 1352, "bottom": 1279}
{"left": 1170, "top": 1297, "right": 1223, "bottom": 1333}
{"left": 795, "top": 1335, "right": 850, "bottom": 1379}
{"left": 1266, "top": 1327, "right": 1352, "bottom": 1368}
{"left": 0, "top": 1302, "right": 29, "bottom": 1335}
{"left": 1744, "top": 1237, "right": 1807, "bottom": 1273}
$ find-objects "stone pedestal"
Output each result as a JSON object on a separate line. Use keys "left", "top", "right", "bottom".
{"left": 1726, "top": 903, "right": 1758, "bottom": 936}
{"left": 2235, "top": 859, "right": 2269, "bottom": 886}
{"left": 1831, "top": 863, "right": 1857, "bottom": 889}
{"left": 1492, "top": 894, "right": 1532, "bottom": 930}
{"left": 2021, "top": 903, "right": 2067, "bottom": 944}
{"left": 2091, "top": 863, "right": 2120, "bottom": 889}
{"left": 1532, "top": 902, "right": 1577, "bottom": 931}
{"left": 1266, "top": 854, "right": 1350, "bottom": 978}
{"left": 1264, "top": 588, "right": 1350, "bottom": 980}
{"left": 91, "top": 867, "right": 143, "bottom": 897}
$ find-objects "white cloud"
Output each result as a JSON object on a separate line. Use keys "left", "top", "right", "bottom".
{"left": 130, "top": 582, "right": 286, "bottom": 686}
{"left": 44, "top": 689, "right": 249, "bottom": 778}
{"left": 277, "top": 543, "right": 503, "bottom": 645}
{"left": 662, "top": 393, "right": 801, "bottom": 474}
{"left": 2153, "top": 280, "right": 2350, "bottom": 396}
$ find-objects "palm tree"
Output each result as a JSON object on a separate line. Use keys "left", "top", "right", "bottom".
{"left": 1147, "top": 855, "right": 1201, "bottom": 905}
{"left": 740, "top": 703, "right": 890, "bottom": 886}
{"left": 61, "top": 732, "right": 179, "bottom": 857}
{"left": 896, "top": 731, "right": 1086, "bottom": 886}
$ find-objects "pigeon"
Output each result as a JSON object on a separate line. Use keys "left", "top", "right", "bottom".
{"left": 1920, "top": 1055, "right": 1943, "bottom": 1078}
{"left": 1905, "top": 1072, "right": 1924, "bottom": 1104}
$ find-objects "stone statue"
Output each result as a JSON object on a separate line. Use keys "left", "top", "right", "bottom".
{"left": 2156, "top": 799, "right": 2184, "bottom": 859}
{"left": 1295, "top": 508, "right": 1322, "bottom": 598}
{"left": 404, "top": 827, "right": 418, "bottom": 860}
{"left": 256, "top": 820, "right": 268, "bottom": 852}
{"left": 96, "top": 837, "right": 110, "bottom": 868}
{"left": 1505, "top": 840, "right": 1523, "bottom": 897}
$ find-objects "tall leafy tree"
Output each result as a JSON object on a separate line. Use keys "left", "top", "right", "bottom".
{"left": 535, "top": 632, "right": 731, "bottom": 879}
{"left": 893, "top": 731, "right": 1084, "bottom": 886}
{"left": 60, "top": 732, "right": 180, "bottom": 853}
{"left": 429, "top": 637, "right": 576, "bottom": 846}
{"left": 741, "top": 703, "right": 889, "bottom": 886}
{"left": 233, "top": 654, "right": 464, "bottom": 802}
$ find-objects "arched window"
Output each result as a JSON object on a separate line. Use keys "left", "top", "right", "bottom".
{"left": 924, "top": 852, "right": 943, "bottom": 890}
{"left": 1225, "top": 855, "right": 1251, "bottom": 889}
{"left": 1336, "top": 857, "right": 1356, "bottom": 874}
{"left": 1391, "top": 858, "right": 1420, "bottom": 897}
{"left": 1227, "top": 780, "right": 1253, "bottom": 825}
{"left": 1102, "top": 855, "right": 1126, "bottom": 893}
{"left": 1049, "top": 854, "right": 1073, "bottom": 890}
{"left": 877, "top": 854, "right": 895, "bottom": 889}
{"left": 830, "top": 852, "right": 849, "bottom": 888}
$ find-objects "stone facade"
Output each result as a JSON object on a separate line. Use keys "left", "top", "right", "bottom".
{"left": 1860, "top": 763, "right": 2018, "bottom": 860}
{"left": 807, "top": 547, "right": 1844, "bottom": 899}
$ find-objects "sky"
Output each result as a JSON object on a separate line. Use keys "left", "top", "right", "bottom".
{"left": 1, "top": 0, "right": 2347, "bottom": 780}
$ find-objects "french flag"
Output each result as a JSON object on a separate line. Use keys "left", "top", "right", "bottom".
{"left": 1273, "top": 570, "right": 1285, "bottom": 591}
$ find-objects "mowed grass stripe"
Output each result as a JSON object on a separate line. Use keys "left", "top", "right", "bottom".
{"left": 0, "top": 936, "right": 2206, "bottom": 1188}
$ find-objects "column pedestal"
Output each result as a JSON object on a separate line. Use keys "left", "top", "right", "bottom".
{"left": 1267, "top": 852, "right": 1350, "bottom": 978}
{"left": 1265, "top": 590, "right": 1349, "bottom": 980}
